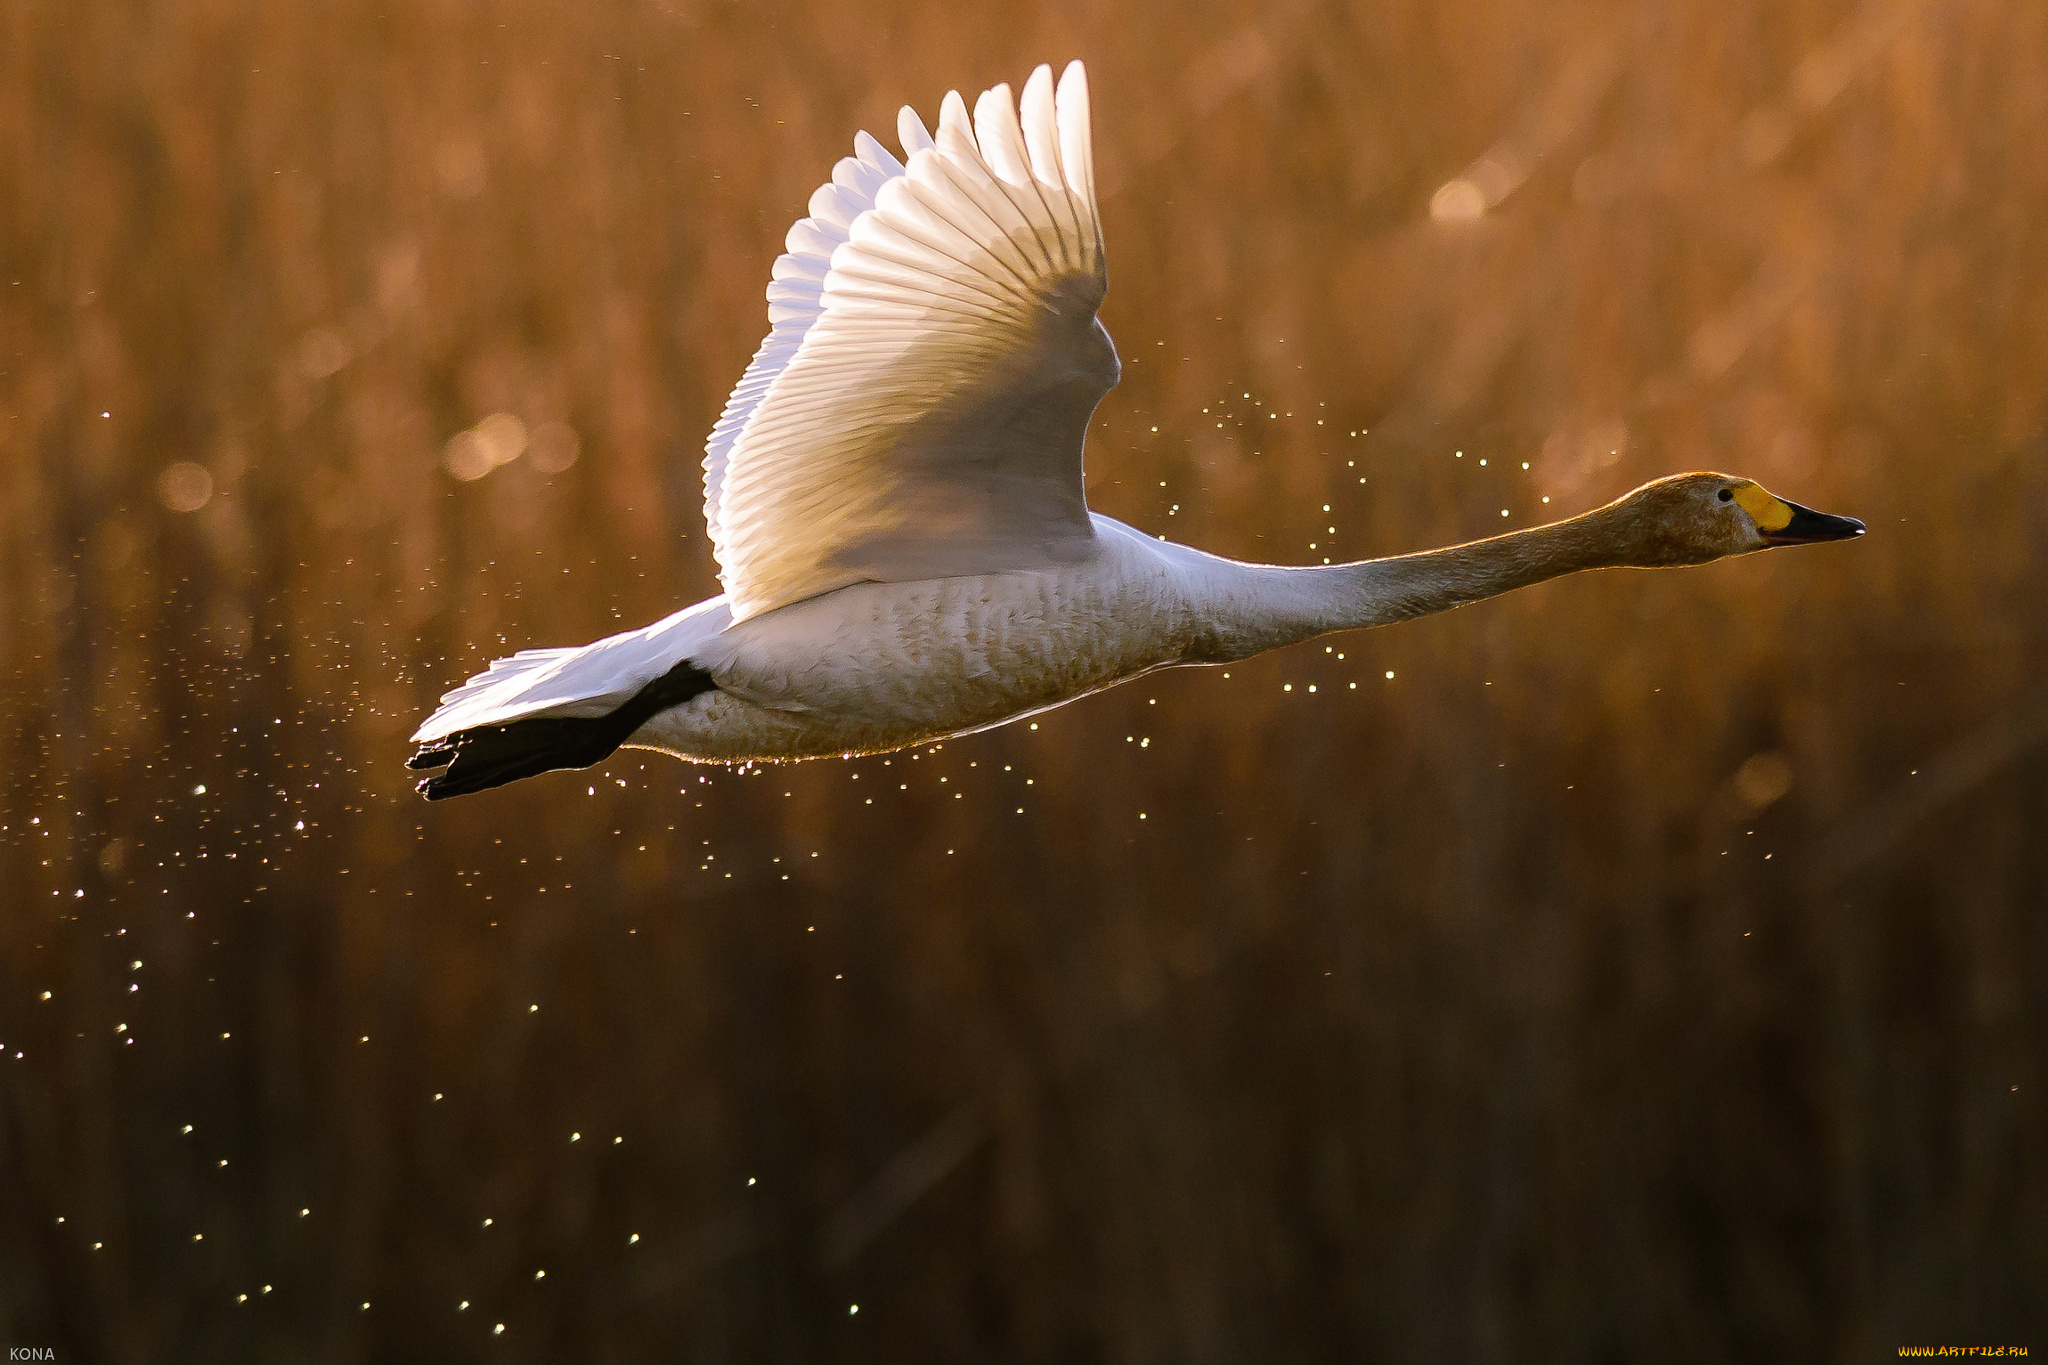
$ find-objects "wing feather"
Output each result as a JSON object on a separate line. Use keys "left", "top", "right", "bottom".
{"left": 897, "top": 106, "right": 936, "bottom": 155}
{"left": 701, "top": 61, "right": 1117, "bottom": 622}
{"left": 973, "top": 85, "right": 1065, "bottom": 276}
{"left": 1019, "top": 66, "right": 1083, "bottom": 270}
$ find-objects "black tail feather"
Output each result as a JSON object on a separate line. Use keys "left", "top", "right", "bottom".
{"left": 412, "top": 659, "right": 718, "bottom": 801}
{"left": 415, "top": 716, "right": 630, "bottom": 799}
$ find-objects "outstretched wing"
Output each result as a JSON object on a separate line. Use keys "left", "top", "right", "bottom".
{"left": 703, "top": 60, "right": 1117, "bottom": 624}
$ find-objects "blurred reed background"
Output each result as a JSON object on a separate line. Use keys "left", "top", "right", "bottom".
{"left": 3, "top": 0, "right": 2045, "bottom": 1358}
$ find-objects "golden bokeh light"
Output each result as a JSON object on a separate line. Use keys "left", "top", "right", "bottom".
{"left": 156, "top": 462, "right": 214, "bottom": 513}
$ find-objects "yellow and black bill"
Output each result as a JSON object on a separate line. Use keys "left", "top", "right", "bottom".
{"left": 1733, "top": 484, "right": 1866, "bottom": 546}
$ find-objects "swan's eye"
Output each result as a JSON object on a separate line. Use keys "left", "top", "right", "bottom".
{"left": 1717, "top": 488, "right": 1734, "bottom": 503}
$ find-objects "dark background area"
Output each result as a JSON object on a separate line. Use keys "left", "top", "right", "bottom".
{"left": 3, "top": 0, "right": 2045, "bottom": 1359}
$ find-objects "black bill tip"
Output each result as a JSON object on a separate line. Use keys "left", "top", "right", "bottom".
{"left": 1765, "top": 500, "right": 1865, "bottom": 546}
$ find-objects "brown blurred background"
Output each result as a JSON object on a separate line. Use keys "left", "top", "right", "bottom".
{"left": 3, "top": 0, "right": 2045, "bottom": 1359}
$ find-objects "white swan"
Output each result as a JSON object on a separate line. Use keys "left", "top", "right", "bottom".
{"left": 409, "top": 61, "right": 1862, "bottom": 800}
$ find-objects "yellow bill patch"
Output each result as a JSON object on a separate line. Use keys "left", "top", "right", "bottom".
{"left": 1732, "top": 482, "right": 1793, "bottom": 532}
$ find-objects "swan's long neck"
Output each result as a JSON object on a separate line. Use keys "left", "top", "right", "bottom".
{"left": 1183, "top": 502, "right": 1645, "bottom": 661}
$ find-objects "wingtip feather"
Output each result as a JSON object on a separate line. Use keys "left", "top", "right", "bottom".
{"left": 1056, "top": 61, "right": 1094, "bottom": 195}
{"left": 897, "top": 105, "right": 936, "bottom": 156}
{"left": 973, "top": 83, "right": 1031, "bottom": 187}
{"left": 1019, "top": 65, "right": 1061, "bottom": 189}
{"left": 937, "top": 89, "right": 975, "bottom": 153}
{"left": 853, "top": 129, "right": 906, "bottom": 178}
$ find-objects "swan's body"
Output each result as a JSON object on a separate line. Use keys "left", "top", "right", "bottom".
{"left": 410, "top": 62, "right": 1862, "bottom": 799}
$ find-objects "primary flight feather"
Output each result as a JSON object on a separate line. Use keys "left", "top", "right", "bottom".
{"left": 409, "top": 61, "right": 1861, "bottom": 800}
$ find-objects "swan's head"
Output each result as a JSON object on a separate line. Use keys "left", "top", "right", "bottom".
{"left": 1615, "top": 472, "right": 1865, "bottom": 566}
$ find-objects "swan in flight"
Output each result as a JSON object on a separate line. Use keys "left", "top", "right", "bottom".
{"left": 409, "top": 61, "right": 1863, "bottom": 800}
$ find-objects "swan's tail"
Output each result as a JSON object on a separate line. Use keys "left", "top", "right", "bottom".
{"left": 408, "top": 657, "right": 717, "bottom": 799}
{"left": 408, "top": 597, "right": 731, "bottom": 800}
